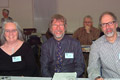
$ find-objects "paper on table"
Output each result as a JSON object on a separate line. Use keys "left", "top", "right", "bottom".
{"left": 81, "top": 45, "right": 90, "bottom": 52}
{"left": 52, "top": 72, "right": 77, "bottom": 80}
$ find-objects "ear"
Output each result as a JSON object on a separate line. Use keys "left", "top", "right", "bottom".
{"left": 116, "top": 22, "right": 118, "bottom": 28}
{"left": 49, "top": 27, "right": 53, "bottom": 34}
{"left": 100, "top": 26, "right": 102, "bottom": 30}
{"left": 64, "top": 24, "right": 67, "bottom": 30}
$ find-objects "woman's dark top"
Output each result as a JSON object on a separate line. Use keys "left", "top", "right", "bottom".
{"left": 0, "top": 42, "right": 39, "bottom": 76}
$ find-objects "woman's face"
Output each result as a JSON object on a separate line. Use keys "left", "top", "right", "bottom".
{"left": 4, "top": 22, "right": 18, "bottom": 43}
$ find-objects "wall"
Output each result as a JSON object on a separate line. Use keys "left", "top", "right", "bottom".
{"left": 0, "top": 0, "right": 33, "bottom": 29}
{"left": 57, "top": 0, "right": 120, "bottom": 33}
{"left": 34, "top": 0, "right": 57, "bottom": 34}
{"left": 0, "top": 0, "right": 120, "bottom": 34}
{"left": 34, "top": 0, "right": 120, "bottom": 33}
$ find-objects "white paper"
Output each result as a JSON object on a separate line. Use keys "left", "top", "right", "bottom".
{"left": 52, "top": 72, "right": 77, "bottom": 80}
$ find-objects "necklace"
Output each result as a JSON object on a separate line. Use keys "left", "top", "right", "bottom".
{"left": 11, "top": 42, "right": 18, "bottom": 54}
{"left": 12, "top": 47, "right": 14, "bottom": 55}
{"left": 5, "top": 40, "right": 19, "bottom": 55}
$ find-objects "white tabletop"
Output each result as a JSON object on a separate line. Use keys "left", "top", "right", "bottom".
{"left": 11, "top": 77, "right": 52, "bottom": 80}
{"left": 1, "top": 76, "right": 120, "bottom": 80}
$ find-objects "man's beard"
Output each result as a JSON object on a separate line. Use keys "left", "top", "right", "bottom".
{"left": 53, "top": 30, "right": 65, "bottom": 40}
{"left": 104, "top": 28, "right": 114, "bottom": 37}
{"left": 55, "top": 33, "right": 64, "bottom": 39}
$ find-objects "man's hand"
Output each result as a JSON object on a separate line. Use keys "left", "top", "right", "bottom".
{"left": 95, "top": 76, "right": 104, "bottom": 80}
{"left": 85, "top": 26, "right": 90, "bottom": 33}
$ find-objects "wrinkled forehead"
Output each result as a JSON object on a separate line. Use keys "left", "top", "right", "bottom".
{"left": 101, "top": 14, "right": 114, "bottom": 23}
{"left": 84, "top": 18, "right": 92, "bottom": 22}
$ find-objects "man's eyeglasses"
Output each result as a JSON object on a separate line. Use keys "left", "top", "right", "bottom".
{"left": 52, "top": 24, "right": 64, "bottom": 28}
{"left": 84, "top": 22, "right": 92, "bottom": 24}
{"left": 100, "top": 21, "right": 116, "bottom": 28}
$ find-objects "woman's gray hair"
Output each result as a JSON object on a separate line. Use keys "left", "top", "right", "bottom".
{"left": 0, "top": 20, "right": 24, "bottom": 45}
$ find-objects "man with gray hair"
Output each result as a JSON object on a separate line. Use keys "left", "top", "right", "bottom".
{"left": 1, "top": 9, "right": 13, "bottom": 23}
{"left": 73, "top": 15, "right": 100, "bottom": 45}
{"left": 87, "top": 12, "right": 120, "bottom": 80}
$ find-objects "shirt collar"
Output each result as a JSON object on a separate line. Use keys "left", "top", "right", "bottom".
{"left": 53, "top": 35, "right": 66, "bottom": 44}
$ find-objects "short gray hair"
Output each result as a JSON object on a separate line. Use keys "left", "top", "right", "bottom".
{"left": 99, "top": 12, "right": 117, "bottom": 26}
{"left": 83, "top": 15, "right": 93, "bottom": 22}
{"left": 0, "top": 20, "right": 24, "bottom": 45}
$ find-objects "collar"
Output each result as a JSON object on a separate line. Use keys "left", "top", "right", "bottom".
{"left": 53, "top": 35, "right": 67, "bottom": 44}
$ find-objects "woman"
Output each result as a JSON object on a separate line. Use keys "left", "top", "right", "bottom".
{"left": 0, "top": 20, "right": 39, "bottom": 76}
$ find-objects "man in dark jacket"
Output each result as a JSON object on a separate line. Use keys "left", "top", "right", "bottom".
{"left": 40, "top": 14, "right": 85, "bottom": 78}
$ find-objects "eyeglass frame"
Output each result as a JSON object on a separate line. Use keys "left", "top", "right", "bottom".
{"left": 52, "top": 24, "right": 65, "bottom": 28}
{"left": 5, "top": 29, "right": 17, "bottom": 33}
{"left": 84, "top": 21, "right": 92, "bottom": 24}
{"left": 100, "top": 21, "right": 116, "bottom": 28}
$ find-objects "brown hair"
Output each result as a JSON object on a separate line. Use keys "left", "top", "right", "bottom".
{"left": 49, "top": 14, "right": 67, "bottom": 27}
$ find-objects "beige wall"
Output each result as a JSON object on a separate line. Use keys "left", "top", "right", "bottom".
{"left": 0, "top": 0, "right": 33, "bottom": 29}
{"left": 1, "top": 0, "right": 120, "bottom": 34}
{"left": 34, "top": 0, "right": 120, "bottom": 33}
{"left": 57, "top": 0, "right": 120, "bottom": 33}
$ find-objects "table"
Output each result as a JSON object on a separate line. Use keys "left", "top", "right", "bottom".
{"left": 81, "top": 45, "right": 91, "bottom": 78}
{"left": 1, "top": 76, "right": 120, "bottom": 80}
{"left": 81, "top": 45, "right": 90, "bottom": 52}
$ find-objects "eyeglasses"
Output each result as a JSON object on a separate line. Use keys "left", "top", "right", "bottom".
{"left": 52, "top": 24, "right": 64, "bottom": 28}
{"left": 100, "top": 21, "right": 116, "bottom": 28}
{"left": 84, "top": 22, "right": 92, "bottom": 24}
{"left": 5, "top": 29, "right": 17, "bottom": 33}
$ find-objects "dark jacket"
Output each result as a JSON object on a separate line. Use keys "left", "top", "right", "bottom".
{"left": 40, "top": 35, "right": 85, "bottom": 78}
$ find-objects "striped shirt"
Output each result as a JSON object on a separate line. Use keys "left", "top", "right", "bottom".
{"left": 87, "top": 32, "right": 120, "bottom": 80}
{"left": 73, "top": 27, "right": 100, "bottom": 45}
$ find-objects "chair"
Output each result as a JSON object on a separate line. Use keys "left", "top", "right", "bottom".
{"left": 23, "top": 28, "right": 36, "bottom": 41}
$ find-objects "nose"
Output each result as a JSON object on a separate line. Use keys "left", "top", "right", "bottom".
{"left": 9, "top": 32, "right": 13, "bottom": 35}
{"left": 56, "top": 25, "right": 60, "bottom": 30}
{"left": 8, "top": 31, "right": 14, "bottom": 35}
{"left": 106, "top": 24, "right": 110, "bottom": 29}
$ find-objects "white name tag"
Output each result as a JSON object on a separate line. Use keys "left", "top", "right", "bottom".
{"left": 119, "top": 53, "right": 120, "bottom": 59}
{"left": 12, "top": 56, "right": 22, "bottom": 62}
{"left": 65, "top": 53, "right": 74, "bottom": 59}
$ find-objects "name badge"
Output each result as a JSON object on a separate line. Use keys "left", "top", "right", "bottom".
{"left": 119, "top": 53, "right": 120, "bottom": 59}
{"left": 65, "top": 53, "right": 74, "bottom": 59}
{"left": 12, "top": 56, "right": 22, "bottom": 62}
